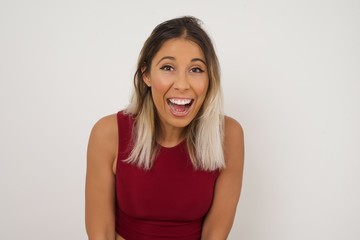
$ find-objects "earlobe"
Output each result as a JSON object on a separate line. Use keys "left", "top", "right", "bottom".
{"left": 143, "top": 75, "right": 151, "bottom": 87}
{"left": 142, "top": 71, "right": 151, "bottom": 87}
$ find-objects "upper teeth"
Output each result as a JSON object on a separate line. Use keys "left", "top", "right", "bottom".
{"left": 169, "top": 98, "right": 192, "bottom": 105}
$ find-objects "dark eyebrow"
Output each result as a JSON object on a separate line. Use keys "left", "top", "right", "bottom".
{"left": 156, "top": 56, "right": 175, "bottom": 66}
{"left": 191, "top": 58, "right": 206, "bottom": 65}
{"left": 156, "top": 56, "right": 207, "bottom": 66}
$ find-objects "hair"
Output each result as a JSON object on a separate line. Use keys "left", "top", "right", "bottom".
{"left": 124, "top": 16, "right": 225, "bottom": 171}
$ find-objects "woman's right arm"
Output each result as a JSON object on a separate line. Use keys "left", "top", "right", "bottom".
{"left": 85, "top": 114, "right": 118, "bottom": 240}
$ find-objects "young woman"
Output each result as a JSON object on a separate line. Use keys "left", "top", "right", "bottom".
{"left": 85, "top": 16, "right": 244, "bottom": 240}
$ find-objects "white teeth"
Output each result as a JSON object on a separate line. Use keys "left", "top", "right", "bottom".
{"left": 169, "top": 98, "right": 192, "bottom": 105}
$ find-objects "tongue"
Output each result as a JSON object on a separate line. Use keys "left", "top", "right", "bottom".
{"left": 173, "top": 104, "right": 187, "bottom": 112}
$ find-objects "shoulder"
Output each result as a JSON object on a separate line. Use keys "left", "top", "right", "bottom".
{"left": 88, "top": 113, "right": 118, "bottom": 159}
{"left": 90, "top": 114, "right": 118, "bottom": 140}
{"left": 224, "top": 115, "right": 244, "bottom": 142}
{"left": 223, "top": 115, "right": 244, "bottom": 165}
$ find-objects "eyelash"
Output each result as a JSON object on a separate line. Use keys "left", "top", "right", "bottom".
{"left": 190, "top": 67, "right": 204, "bottom": 73}
{"left": 160, "top": 65, "right": 205, "bottom": 73}
{"left": 160, "top": 65, "right": 174, "bottom": 71}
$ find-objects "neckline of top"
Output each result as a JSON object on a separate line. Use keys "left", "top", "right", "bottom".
{"left": 157, "top": 139, "right": 186, "bottom": 150}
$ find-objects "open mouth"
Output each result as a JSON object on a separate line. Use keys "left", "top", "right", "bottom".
{"left": 167, "top": 98, "right": 194, "bottom": 116}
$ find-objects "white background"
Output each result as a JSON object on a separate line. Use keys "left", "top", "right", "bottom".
{"left": 1, "top": 0, "right": 359, "bottom": 239}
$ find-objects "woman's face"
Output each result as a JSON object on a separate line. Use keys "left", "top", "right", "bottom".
{"left": 143, "top": 38, "right": 209, "bottom": 134}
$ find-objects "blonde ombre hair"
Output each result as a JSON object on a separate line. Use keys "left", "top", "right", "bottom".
{"left": 124, "top": 16, "right": 225, "bottom": 171}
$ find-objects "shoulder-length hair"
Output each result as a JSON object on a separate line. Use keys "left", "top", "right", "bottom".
{"left": 124, "top": 16, "right": 225, "bottom": 171}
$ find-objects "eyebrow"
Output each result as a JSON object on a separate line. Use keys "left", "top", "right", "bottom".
{"left": 156, "top": 56, "right": 207, "bottom": 66}
{"left": 191, "top": 58, "right": 207, "bottom": 65}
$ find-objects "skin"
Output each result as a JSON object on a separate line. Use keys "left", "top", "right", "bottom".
{"left": 85, "top": 38, "right": 244, "bottom": 240}
{"left": 143, "top": 38, "right": 209, "bottom": 146}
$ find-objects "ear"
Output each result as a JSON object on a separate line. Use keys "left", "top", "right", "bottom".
{"left": 142, "top": 68, "right": 151, "bottom": 87}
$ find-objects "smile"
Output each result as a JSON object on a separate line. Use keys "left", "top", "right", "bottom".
{"left": 167, "top": 98, "right": 194, "bottom": 116}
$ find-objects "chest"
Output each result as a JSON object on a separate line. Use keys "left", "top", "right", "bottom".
{"left": 115, "top": 145, "right": 219, "bottom": 221}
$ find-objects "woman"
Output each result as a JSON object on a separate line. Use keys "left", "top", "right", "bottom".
{"left": 85, "top": 16, "right": 244, "bottom": 240}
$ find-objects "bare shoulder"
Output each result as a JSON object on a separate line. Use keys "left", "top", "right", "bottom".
{"left": 224, "top": 115, "right": 244, "bottom": 143}
{"left": 223, "top": 115, "right": 244, "bottom": 166}
{"left": 88, "top": 113, "right": 118, "bottom": 165}
{"left": 91, "top": 114, "right": 118, "bottom": 137}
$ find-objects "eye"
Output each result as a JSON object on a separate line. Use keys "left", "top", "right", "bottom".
{"left": 190, "top": 67, "right": 205, "bottom": 73}
{"left": 160, "top": 65, "right": 174, "bottom": 71}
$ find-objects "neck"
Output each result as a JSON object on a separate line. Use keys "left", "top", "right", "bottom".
{"left": 157, "top": 125, "right": 185, "bottom": 148}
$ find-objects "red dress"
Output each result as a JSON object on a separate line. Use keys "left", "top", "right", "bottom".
{"left": 115, "top": 111, "right": 220, "bottom": 240}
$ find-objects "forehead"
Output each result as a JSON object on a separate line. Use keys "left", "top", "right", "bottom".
{"left": 153, "top": 38, "right": 205, "bottom": 62}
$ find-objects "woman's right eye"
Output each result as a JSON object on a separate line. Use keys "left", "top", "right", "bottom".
{"left": 160, "top": 65, "right": 174, "bottom": 71}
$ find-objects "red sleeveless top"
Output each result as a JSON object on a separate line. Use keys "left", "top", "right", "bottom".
{"left": 115, "top": 111, "right": 220, "bottom": 240}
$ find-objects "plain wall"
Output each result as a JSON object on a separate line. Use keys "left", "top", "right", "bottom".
{"left": 0, "top": 0, "right": 359, "bottom": 239}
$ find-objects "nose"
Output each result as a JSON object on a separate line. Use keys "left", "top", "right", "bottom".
{"left": 173, "top": 72, "right": 190, "bottom": 91}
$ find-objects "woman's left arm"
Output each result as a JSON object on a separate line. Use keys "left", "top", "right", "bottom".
{"left": 201, "top": 116, "right": 245, "bottom": 240}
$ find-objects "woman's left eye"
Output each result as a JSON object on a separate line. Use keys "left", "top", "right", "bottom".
{"left": 190, "top": 67, "right": 204, "bottom": 73}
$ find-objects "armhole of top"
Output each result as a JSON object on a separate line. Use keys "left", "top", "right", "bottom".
{"left": 115, "top": 111, "right": 124, "bottom": 175}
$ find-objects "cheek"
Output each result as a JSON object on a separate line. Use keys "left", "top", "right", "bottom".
{"left": 149, "top": 75, "right": 172, "bottom": 103}
{"left": 151, "top": 79, "right": 170, "bottom": 97}
{"left": 151, "top": 71, "right": 172, "bottom": 88}
{"left": 192, "top": 78, "right": 209, "bottom": 98}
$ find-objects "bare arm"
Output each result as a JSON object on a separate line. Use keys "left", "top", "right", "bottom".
{"left": 85, "top": 114, "right": 118, "bottom": 240}
{"left": 201, "top": 116, "right": 245, "bottom": 240}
